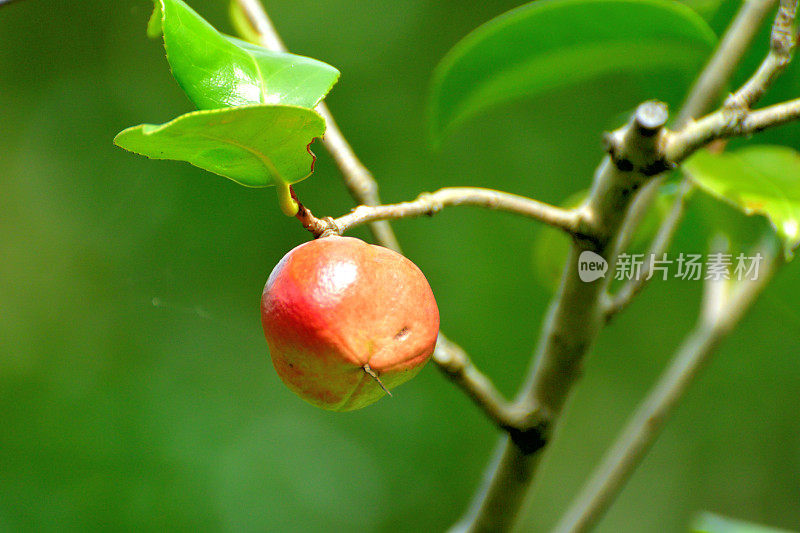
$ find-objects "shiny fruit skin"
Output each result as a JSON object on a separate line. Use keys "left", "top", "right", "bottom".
{"left": 261, "top": 236, "right": 440, "bottom": 411}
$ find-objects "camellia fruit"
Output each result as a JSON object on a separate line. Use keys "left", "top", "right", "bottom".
{"left": 261, "top": 236, "right": 440, "bottom": 411}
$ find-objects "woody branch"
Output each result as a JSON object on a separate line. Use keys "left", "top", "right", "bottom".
{"left": 555, "top": 238, "right": 781, "bottom": 533}
{"left": 235, "top": 1, "right": 800, "bottom": 532}
{"left": 460, "top": 1, "right": 799, "bottom": 530}
{"left": 608, "top": 0, "right": 796, "bottom": 319}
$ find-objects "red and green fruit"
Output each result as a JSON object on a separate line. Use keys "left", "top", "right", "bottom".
{"left": 261, "top": 236, "right": 440, "bottom": 411}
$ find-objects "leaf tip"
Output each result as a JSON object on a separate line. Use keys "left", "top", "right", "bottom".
{"left": 317, "top": 67, "right": 342, "bottom": 105}
{"left": 112, "top": 128, "right": 133, "bottom": 149}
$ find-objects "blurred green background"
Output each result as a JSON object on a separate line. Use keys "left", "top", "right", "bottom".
{"left": 1, "top": 0, "right": 799, "bottom": 531}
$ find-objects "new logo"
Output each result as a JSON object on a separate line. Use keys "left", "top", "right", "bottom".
{"left": 578, "top": 251, "right": 608, "bottom": 282}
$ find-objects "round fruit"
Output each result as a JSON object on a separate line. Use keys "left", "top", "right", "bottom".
{"left": 261, "top": 236, "right": 440, "bottom": 411}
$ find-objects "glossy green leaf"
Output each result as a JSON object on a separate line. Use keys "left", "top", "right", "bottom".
{"left": 114, "top": 105, "right": 325, "bottom": 214}
{"left": 683, "top": 146, "right": 800, "bottom": 258}
{"left": 532, "top": 182, "right": 680, "bottom": 289}
{"left": 691, "top": 512, "right": 795, "bottom": 533}
{"left": 151, "top": 0, "right": 339, "bottom": 110}
{"left": 429, "top": 0, "right": 716, "bottom": 144}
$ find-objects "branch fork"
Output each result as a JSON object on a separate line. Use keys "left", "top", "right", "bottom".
{"left": 603, "top": 100, "right": 671, "bottom": 176}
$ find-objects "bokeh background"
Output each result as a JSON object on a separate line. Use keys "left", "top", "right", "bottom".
{"left": 1, "top": 0, "right": 799, "bottom": 531}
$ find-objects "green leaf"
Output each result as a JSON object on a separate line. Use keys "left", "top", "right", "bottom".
{"left": 114, "top": 105, "right": 325, "bottom": 215}
{"left": 532, "top": 182, "right": 680, "bottom": 289}
{"left": 151, "top": 0, "right": 339, "bottom": 110}
{"left": 683, "top": 146, "right": 800, "bottom": 258}
{"left": 691, "top": 511, "right": 796, "bottom": 533}
{"left": 429, "top": 0, "right": 717, "bottom": 144}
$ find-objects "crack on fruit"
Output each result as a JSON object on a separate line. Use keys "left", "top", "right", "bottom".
{"left": 394, "top": 326, "right": 410, "bottom": 341}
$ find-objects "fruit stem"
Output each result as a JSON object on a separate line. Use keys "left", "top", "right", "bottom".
{"left": 363, "top": 364, "right": 392, "bottom": 397}
{"left": 290, "top": 186, "right": 341, "bottom": 238}
{"left": 277, "top": 181, "right": 299, "bottom": 216}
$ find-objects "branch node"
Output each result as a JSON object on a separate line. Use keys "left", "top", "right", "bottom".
{"left": 507, "top": 422, "right": 548, "bottom": 455}
{"left": 771, "top": 0, "right": 798, "bottom": 57}
{"left": 601, "top": 131, "right": 617, "bottom": 155}
{"left": 291, "top": 188, "right": 342, "bottom": 238}
{"left": 723, "top": 91, "right": 748, "bottom": 111}
{"left": 606, "top": 101, "right": 670, "bottom": 175}
{"left": 633, "top": 100, "right": 669, "bottom": 135}
{"left": 640, "top": 158, "right": 674, "bottom": 177}
{"left": 317, "top": 217, "right": 341, "bottom": 239}
{"left": 612, "top": 157, "right": 635, "bottom": 172}
{"left": 417, "top": 191, "right": 443, "bottom": 216}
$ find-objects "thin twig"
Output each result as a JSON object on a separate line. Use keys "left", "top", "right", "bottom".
{"left": 548, "top": 5, "right": 798, "bottom": 529}
{"left": 545, "top": 4, "right": 799, "bottom": 530}
{"left": 667, "top": 96, "right": 800, "bottom": 160}
{"left": 458, "top": 0, "right": 797, "bottom": 526}
{"left": 312, "top": 105, "right": 401, "bottom": 250}
{"left": 615, "top": 0, "right": 777, "bottom": 286}
{"left": 702, "top": 235, "right": 734, "bottom": 323}
{"left": 603, "top": 180, "right": 693, "bottom": 320}
{"left": 292, "top": 189, "right": 339, "bottom": 238}
{"left": 334, "top": 187, "right": 580, "bottom": 236}
{"left": 433, "top": 335, "right": 542, "bottom": 433}
{"left": 234, "top": 0, "right": 288, "bottom": 51}
{"left": 234, "top": 0, "right": 401, "bottom": 252}
{"left": 607, "top": 0, "right": 794, "bottom": 319}
{"left": 457, "top": 102, "right": 672, "bottom": 533}
{"left": 297, "top": 196, "right": 573, "bottom": 426}
{"left": 677, "top": 0, "right": 778, "bottom": 126}
{"left": 741, "top": 95, "right": 800, "bottom": 129}
{"left": 553, "top": 238, "right": 779, "bottom": 533}
{"left": 668, "top": 0, "right": 799, "bottom": 161}
{"left": 727, "top": 0, "right": 798, "bottom": 110}
{"left": 234, "top": 0, "right": 522, "bottom": 437}
{"left": 231, "top": 3, "right": 800, "bottom": 533}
